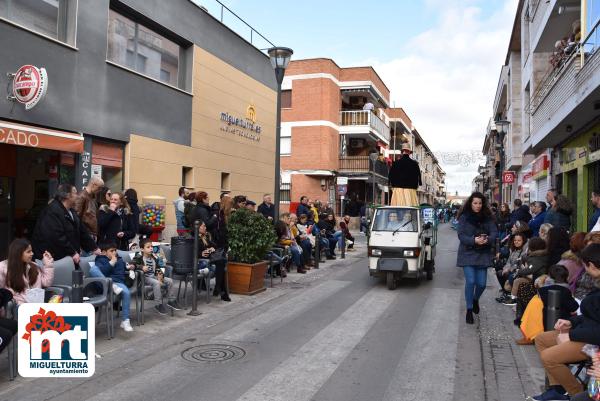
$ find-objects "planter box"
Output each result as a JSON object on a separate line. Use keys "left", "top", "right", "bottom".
{"left": 227, "top": 261, "right": 268, "bottom": 295}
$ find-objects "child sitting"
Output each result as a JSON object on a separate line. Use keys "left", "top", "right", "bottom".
{"left": 93, "top": 242, "right": 134, "bottom": 332}
{"left": 132, "top": 239, "right": 180, "bottom": 314}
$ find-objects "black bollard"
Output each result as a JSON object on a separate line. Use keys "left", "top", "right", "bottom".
{"left": 188, "top": 220, "right": 201, "bottom": 316}
{"left": 72, "top": 265, "right": 83, "bottom": 303}
{"left": 544, "top": 289, "right": 561, "bottom": 331}
{"left": 340, "top": 234, "right": 346, "bottom": 259}
{"left": 314, "top": 232, "right": 320, "bottom": 269}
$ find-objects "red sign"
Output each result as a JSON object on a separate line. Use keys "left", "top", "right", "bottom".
{"left": 11, "top": 65, "right": 48, "bottom": 110}
{"left": 531, "top": 154, "right": 550, "bottom": 180}
{"left": 0, "top": 119, "right": 84, "bottom": 153}
{"left": 522, "top": 171, "right": 533, "bottom": 184}
{"left": 502, "top": 171, "right": 516, "bottom": 184}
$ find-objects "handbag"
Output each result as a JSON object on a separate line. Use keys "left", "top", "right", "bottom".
{"left": 209, "top": 249, "right": 227, "bottom": 264}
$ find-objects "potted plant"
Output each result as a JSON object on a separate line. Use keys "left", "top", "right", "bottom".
{"left": 227, "top": 208, "right": 276, "bottom": 295}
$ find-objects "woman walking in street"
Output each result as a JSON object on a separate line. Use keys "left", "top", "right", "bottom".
{"left": 457, "top": 192, "right": 498, "bottom": 324}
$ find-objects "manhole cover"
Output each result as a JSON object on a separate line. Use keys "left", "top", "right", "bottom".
{"left": 181, "top": 344, "right": 246, "bottom": 363}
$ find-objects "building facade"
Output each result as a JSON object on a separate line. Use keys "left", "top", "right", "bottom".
{"left": 280, "top": 58, "right": 445, "bottom": 214}
{"left": 479, "top": 0, "right": 600, "bottom": 231}
{"left": 0, "top": 0, "right": 277, "bottom": 255}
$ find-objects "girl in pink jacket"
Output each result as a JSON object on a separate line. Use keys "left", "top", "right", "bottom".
{"left": 0, "top": 239, "right": 54, "bottom": 305}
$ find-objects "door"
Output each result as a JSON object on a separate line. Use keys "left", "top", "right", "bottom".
{"left": 567, "top": 170, "right": 578, "bottom": 232}
{"left": 0, "top": 177, "right": 15, "bottom": 260}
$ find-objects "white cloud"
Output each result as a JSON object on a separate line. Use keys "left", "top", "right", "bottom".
{"left": 370, "top": 0, "right": 518, "bottom": 195}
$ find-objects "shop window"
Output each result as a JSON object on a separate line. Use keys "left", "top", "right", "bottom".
{"left": 221, "top": 172, "right": 230, "bottom": 192}
{"left": 107, "top": 8, "right": 191, "bottom": 90}
{"left": 91, "top": 140, "right": 124, "bottom": 190}
{"left": 281, "top": 90, "right": 292, "bottom": 108}
{"left": 182, "top": 166, "right": 193, "bottom": 187}
{"left": 0, "top": 0, "right": 77, "bottom": 45}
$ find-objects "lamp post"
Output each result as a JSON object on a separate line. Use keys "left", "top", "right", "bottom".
{"left": 494, "top": 120, "right": 510, "bottom": 204}
{"left": 268, "top": 46, "right": 294, "bottom": 221}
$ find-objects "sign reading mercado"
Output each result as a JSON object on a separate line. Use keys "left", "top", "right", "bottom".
{"left": 219, "top": 104, "right": 262, "bottom": 142}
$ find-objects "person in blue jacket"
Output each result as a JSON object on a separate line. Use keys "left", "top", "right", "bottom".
{"left": 91, "top": 241, "right": 135, "bottom": 332}
{"left": 528, "top": 201, "right": 547, "bottom": 237}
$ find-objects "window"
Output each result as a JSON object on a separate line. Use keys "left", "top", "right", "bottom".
{"left": 372, "top": 208, "right": 418, "bottom": 232}
{"left": 0, "top": 0, "right": 77, "bottom": 45}
{"left": 280, "top": 137, "right": 291, "bottom": 155}
{"left": 281, "top": 90, "right": 292, "bottom": 108}
{"left": 182, "top": 166, "right": 193, "bottom": 187}
{"left": 107, "top": 9, "right": 184, "bottom": 88}
{"left": 221, "top": 172, "right": 230, "bottom": 191}
{"left": 281, "top": 125, "right": 291, "bottom": 155}
{"left": 280, "top": 182, "right": 291, "bottom": 203}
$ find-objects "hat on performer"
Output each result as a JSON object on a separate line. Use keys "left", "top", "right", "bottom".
{"left": 401, "top": 142, "right": 412, "bottom": 153}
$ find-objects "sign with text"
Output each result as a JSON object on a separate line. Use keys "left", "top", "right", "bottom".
{"left": 336, "top": 176, "right": 348, "bottom": 185}
{"left": 18, "top": 303, "right": 95, "bottom": 378}
{"left": 502, "top": 171, "right": 516, "bottom": 184}
{"left": 11, "top": 65, "right": 48, "bottom": 110}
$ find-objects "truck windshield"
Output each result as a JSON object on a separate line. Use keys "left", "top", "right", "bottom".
{"left": 372, "top": 209, "right": 418, "bottom": 232}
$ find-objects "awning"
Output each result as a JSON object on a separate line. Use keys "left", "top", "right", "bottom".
{"left": 293, "top": 170, "right": 335, "bottom": 176}
{"left": 0, "top": 119, "right": 84, "bottom": 153}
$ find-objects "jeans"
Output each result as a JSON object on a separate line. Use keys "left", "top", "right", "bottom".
{"left": 290, "top": 245, "right": 304, "bottom": 268}
{"left": 299, "top": 238, "right": 312, "bottom": 263}
{"left": 89, "top": 265, "right": 130, "bottom": 320}
{"left": 462, "top": 266, "right": 488, "bottom": 309}
{"left": 144, "top": 276, "right": 174, "bottom": 302}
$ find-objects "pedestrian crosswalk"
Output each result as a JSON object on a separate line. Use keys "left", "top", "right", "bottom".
{"left": 236, "top": 287, "right": 399, "bottom": 401}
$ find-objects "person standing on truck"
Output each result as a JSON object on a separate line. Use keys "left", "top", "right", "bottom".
{"left": 388, "top": 143, "right": 421, "bottom": 207}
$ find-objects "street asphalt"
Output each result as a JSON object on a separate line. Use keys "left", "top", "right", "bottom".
{"left": 0, "top": 223, "right": 545, "bottom": 401}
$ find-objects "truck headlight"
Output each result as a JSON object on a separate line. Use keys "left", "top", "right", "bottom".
{"left": 370, "top": 248, "right": 382, "bottom": 256}
{"left": 403, "top": 250, "right": 414, "bottom": 257}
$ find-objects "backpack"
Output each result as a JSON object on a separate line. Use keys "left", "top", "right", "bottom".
{"left": 183, "top": 202, "right": 195, "bottom": 228}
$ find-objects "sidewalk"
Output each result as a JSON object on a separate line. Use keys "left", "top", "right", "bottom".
{"left": 477, "top": 270, "right": 546, "bottom": 401}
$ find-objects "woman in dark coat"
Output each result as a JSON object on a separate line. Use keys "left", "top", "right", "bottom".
{"left": 544, "top": 194, "right": 572, "bottom": 232}
{"left": 191, "top": 192, "right": 217, "bottom": 234}
{"left": 97, "top": 192, "right": 136, "bottom": 251}
{"left": 124, "top": 188, "right": 140, "bottom": 235}
{"left": 457, "top": 192, "right": 498, "bottom": 324}
{"left": 196, "top": 222, "right": 230, "bottom": 302}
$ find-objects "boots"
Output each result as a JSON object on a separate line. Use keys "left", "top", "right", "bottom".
{"left": 214, "top": 264, "right": 231, "bottom": 302}
{"left": 466, "top": 309, "right": 474, "bottom": 324}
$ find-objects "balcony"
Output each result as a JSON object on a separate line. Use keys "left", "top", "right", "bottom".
{"left": 529, "top": 19, "right": 600, "bottom": 150}
{"left": 339, "top": 111, "right": 390, "bottom": 144}
{"left": 338, "top": 156, "right": 389, "bottom": 178}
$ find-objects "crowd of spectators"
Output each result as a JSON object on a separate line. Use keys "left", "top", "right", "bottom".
{"left": 488, "top": 187, "right": 600, "bottom": 401}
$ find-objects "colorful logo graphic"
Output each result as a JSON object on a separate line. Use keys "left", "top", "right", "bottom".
{"left": 11, "top": 65, "right": 48, "bottom": 110}
{"left": 18, "top": 303, "right": 95, "bottom": 377}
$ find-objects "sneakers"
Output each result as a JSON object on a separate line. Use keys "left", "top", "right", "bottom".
{"left": 155, "top": 304, "right": 168, "bottom": 315}
{"left": 120, "top": 319, "right": 133, "bottom": 332}
{"left": 167, "top": 299, "right": 182, "bottom": 310}
{"left": 495, "top": 292, "right": 510, "bottom": 303}
{"left": 112, "top": 284, "right": 123, "bottom": 295}
{"left": 526, "top": 387, "right": 570, "bottom": 400}
{"left": 502, "top": 296, "right": 517, "bottom": 306}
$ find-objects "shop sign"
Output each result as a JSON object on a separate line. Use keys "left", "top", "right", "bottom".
{"left": 502, "top": 171, "right": 516, "bottom": 184}
{"left": 522, "top": 171, "right": 533, "bottom": 184}
{"left": 10, "top": 65, "right": 48, "bottom": 110}
{"left": 531, "top": 154, "right": 550, "bottom": 180}
{"left": 0, "top": 120, "right": 83, "bottom": 153}
{"left": 337, "top": 176, "right": 348, "bottom": 185}
{"left": 219, "top": 104, "right": 262, "bottom": 142}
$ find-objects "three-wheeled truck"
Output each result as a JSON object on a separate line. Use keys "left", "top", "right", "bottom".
{"left": 367, "top": 205, "right": 437, "bottom": 290}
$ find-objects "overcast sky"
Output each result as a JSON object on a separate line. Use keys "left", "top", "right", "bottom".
{"left": 205, "top": 0, "right": 518, "bottom": 195}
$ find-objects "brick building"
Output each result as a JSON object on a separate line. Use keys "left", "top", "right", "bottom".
{"left": 279, "top": 58, "right": 445, "bottom": 215}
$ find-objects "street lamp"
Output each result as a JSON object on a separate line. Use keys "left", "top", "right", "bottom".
{"left": 268, "top": 46, "right": 293, "bottom": 220}
{"left": 494, "top": 119, "right": 510, "bottom": 203}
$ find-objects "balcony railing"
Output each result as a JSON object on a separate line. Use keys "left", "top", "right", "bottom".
{"left": 339, "top": 110, "right": 390, "bottom": 143}
{"left": 529, "top": 19, "right": 600, "bottom": 114}
{"left": 338, "top": 156, "right": 389, "bottom": 177}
